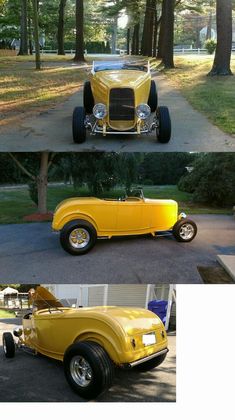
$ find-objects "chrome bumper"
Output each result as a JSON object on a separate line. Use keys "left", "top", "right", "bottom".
{"left": 85, "top": 116, "right": 157, "bottom": 136}
{"left": 122, "top": 348, "right": 169, "bottom": 369}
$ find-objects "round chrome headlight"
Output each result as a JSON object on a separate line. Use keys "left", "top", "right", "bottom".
{"left": 93, "top": 103, "right": 107, "bottom": 119}
{"left": 136, "top": 104, "right": 151, "bottom": 120}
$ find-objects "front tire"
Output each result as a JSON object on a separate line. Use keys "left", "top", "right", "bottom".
{"left": 60, "top": 220, "right": 97, "bottom": 255}
{"left": 135, "top": 352, "right": 167, "bottom": 372}
{"left": 72, "top": 106, "right": 86, "bottom": 144}
{"left": 2, "top": 332, "right": 15, "bottom": 358}
{"left": 83, "top": 81, "right": 94, "bottom": 114}
{"left": 156, "top": 106, "right": 171, "bottom": 143}
{"left": 148, "top": 80, "right": 158, "bottom": 112}
{"left": 173, "top": 219, "right": 197, "bottom": 243}
{"left": 64, "top": 341, "right": 114, "bottom": 400}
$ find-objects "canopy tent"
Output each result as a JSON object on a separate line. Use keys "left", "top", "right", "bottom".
{"left": 1, "top": 287, "right": 19, "bottom": 295}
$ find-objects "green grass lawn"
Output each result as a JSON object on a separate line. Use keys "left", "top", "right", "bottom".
{"left": 0, "top": 309, "right": 16, "bottom": 318}
{"left": 0, "top": 184, "right": 231, "bottom": 224}
{"left": 0, "top": 55, "right": 88, "bottom": 127}
{"left": 161, "top": 55, "right": 235, "bottom": 134}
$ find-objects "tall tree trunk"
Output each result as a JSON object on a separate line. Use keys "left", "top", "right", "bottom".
{"left": 135, "top": 23, "right": 140, "bottom": 55}
{"left": 127, "top": 27, "right": 130, "bottom": 54}
{"left": 9, "top": 152, "right": 55, "bottom": 215}
{"left": 132, "top": 23, "right": 140, "bottom": 55}
{"left": 131, "top": 27, "right": 136, "bottom": 55}
{"left": 18, "top": 0, "right": 28, "bottom": 55}
{"left": 74, "top": 0, "right": 84, "bottom": 61}
{"left": 161, "top": 0, "right": 175, "bottom": 69}
{"left": 111, "top": 16, "right": 118, "bottom": 54}
{"left": 206, "top": 11, "right": 212, "bottom": 40}
{"left": 57, "top": 0, "right": 67, "bottom": 55}
{"left": 37, "top": 152, "right": 49, "bottom": 214}
{"left": 152, "top": 6, "right": 158, "bottom": 57}
{"left": 208, "top": 0, "right": 233, "bottom": 76}
{"left": 31, "top": 0, "right": 41, "bottom": 70}
{"left": 141, "top": 0, "right": 155, "bottom": 56}
{"left": 157, "top": 1, "right": 166, "bottom": 59}
{"left": 28, "top": 17, "right": 33, "bottom": 55}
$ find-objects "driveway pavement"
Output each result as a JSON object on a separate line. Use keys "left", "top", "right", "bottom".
{"left": 0, "top": 318, "right": 176, "bottom": 402}
{"left": 0, "top": 60, "right": 234, "bottom": 152}
{"left": 0, "top": 215, "right": 234, "bottom": 283}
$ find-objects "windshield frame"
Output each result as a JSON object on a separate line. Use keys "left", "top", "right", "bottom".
{"left": 92, "top": 61, "right": 150, "bottom": 74}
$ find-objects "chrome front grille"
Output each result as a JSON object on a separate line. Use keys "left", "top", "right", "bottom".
{"left": 109, "top": 88, "right": 135, "bottom": 121}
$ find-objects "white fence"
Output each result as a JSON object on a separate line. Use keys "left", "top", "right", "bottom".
{"left": 36, "top": 48, "right": 235, "bottom": 56}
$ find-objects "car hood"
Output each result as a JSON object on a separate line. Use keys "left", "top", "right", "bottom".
{"left": 93, "top": 70, "right": 150, "bottom": 90}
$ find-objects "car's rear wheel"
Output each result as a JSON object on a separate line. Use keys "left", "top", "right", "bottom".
{"left": 83, "top": 81, "right": 94, "bottom": 114}
{"left": 148, "top": 80, "right": 158, "bottom": 112}
{"left": 173, "top": 219, "right": 197, "bottom": 242}
{"left": 64, "top": 341, "right": 114, "bottom": 400}
{"left": 2, "top": 332, "right": 15, "bottom": 358}
{"left": 60, "top": 220, "right": 97, "bottom": 255}
{"left": 135, "top": 352, "right": 167, "bottom": 372}
{"left": 72, "top": 106, "right": 86, "bottom": 143}
{"left": 156, "top": 106, "right": 171, "bottom": 143}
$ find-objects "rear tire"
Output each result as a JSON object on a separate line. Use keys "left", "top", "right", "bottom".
{"left": 148, "top": 80, "right": 158, "bottom": 112}
{"left": 83, "top": 81, "right": 94, "bottom": 114}
{"left": 2, "top": 332, "right": 15, "bottom": 358}
{"left": 60, "top": 219, "right": 97, "bottom": 255}
{"left": 135, "top": 352, "right": 167, "bottom": 372}
{"left": 64, "top": 341, "right": 114, "bottom": 400}
{"left": 173, "top": 219, "right": 197, "bottom": 243}
{"left": 156, "top": 106, "right": 171, "bottom": 143}
{"left": 72, "top": 106, "right": 86, "bottom": 143}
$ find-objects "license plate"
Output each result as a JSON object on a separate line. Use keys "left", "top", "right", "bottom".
{"left": 142, "top": 332, "right": 156, "bottom": 346}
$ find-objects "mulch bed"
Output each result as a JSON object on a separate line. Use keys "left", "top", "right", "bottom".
{"left": 23, "top": 212, "right": 53, "bottom": 222}
{"left": 198, "top": 265, "right": 234, "bottom": 284}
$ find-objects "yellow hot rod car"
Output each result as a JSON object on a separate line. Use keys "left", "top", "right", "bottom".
{"left": 72, "top": 61, "right": 171, "bottom": 143}
{"left": 52, "top": 188, "right": 197, "bottom": 255}
{"left": 2, "top": 287, "right": 168, "bottom": 400}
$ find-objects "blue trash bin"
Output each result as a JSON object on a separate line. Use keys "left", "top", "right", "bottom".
{"left": 148, "top": 300, "right": 168, "bottom": 325}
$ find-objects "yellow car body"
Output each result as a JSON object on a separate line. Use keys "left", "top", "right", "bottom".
{"left": 72, "top": 61, "right": 172, "bottom": 143}
{"left": 4, "top": 287, "right": 169, "bottom": 399}
{"left": 20, "top": 287, "right": 168, "bottom": 367}
{"left": 90, "top": 66, "right": 151, "bottom": 133}
{"left": 52, "top": 192, "right": 197, "bottom": 255}
{"left": 52, "top": 196, "right": 178, "bottom": 237}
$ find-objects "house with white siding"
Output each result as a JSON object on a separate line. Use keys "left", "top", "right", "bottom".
{"left": 42, "top": 284, "right": 176, "bottom": 330}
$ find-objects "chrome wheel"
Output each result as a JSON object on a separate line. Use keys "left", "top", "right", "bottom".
{"left": 179, "top": 223, "right": 195, "bottom": 241}
{"left": 69, "top": 228, "right": 90, "bottom": 249}
{"left": 70, "top": 356, "right": 93, "bottom": 387}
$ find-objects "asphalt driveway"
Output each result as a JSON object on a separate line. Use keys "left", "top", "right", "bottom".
{"left": 0, "top": 318, "right": 176, "bottom": 402}
{"left": 0, "top": 215, "right": 234, "bottom": 283}
{"left": 0, "top": 59, "right": 234, "bottom": 152}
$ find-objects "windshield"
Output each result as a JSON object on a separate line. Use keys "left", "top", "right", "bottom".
{"left": 93, "top": 61, "right": 148, "bottom": 73}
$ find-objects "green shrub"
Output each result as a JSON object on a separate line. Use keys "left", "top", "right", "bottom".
{"left": 205, "top": 39, "right": 217, "bottom": 55}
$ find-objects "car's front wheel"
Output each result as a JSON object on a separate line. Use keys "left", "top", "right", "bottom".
{"left": 83, "top": 81, "right": 94, "bottom": 114}
{"left": 2, "top": 332, "right": 15, "bottom": 358}
{"left": 173, "top": 219, "right": 197, "bottom": 242}
{"left": 156, "top": 106, "right": 171, "bottom": 143}
{"left": 60, "top": 220, "right": 97, "bottom": 255}
{"left": 135, "top": 352, "right": 167, "bottom": 372}
{"left": 148, "top": 80, "right": 158, "bottom": 112}
{"left": 63, "top": 341, "right": 114, "bottom": 400}
{"left": 72, "top": 106, "right": 86, "bottom": 143}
